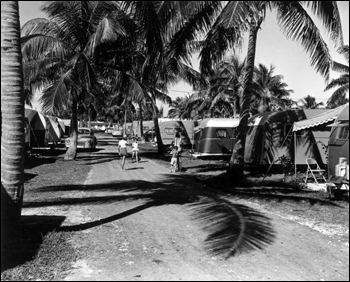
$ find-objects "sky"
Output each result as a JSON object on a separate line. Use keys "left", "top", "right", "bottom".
{"left": 18, "top": 1, "right": 349, "bottom": 115}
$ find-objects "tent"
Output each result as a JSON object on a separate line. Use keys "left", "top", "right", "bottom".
{"left": 245, "top": 109, "right": 331, "bottom": 167}
{"left": 25, "top": 105, "right": 47, "bottom": 147}
{"left": 292, "top": 103, "right": 349, "bottom": 175}
{"left": 46, "top": 115, "right": 62, "bottom": 144}
{"left": 57, "top": 117, "right": 66, "bottom": 136}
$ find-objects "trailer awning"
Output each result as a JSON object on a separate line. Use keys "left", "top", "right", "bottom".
{"left": 293, "top": 104, "right": 349, "bottom": 132}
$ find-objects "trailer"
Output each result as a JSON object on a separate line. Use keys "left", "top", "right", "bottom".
{"left": 192, "top": 118, "right": 240, "bottom": 160}
{"left": 158, "top": 120, "right": 198, "bottom": 148}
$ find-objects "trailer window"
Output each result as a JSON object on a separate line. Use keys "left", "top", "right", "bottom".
{"left": 165, "top": 127, "right": 176, "bottom": 135}
{"left": 216, "top": 129, "right": 229, "bottom": 138}
{"left": 337, "top": 125, "right": 349, "bottom": 140}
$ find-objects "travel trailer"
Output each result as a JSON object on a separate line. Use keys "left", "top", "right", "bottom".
{"left": 192, "top": 118, "right": 240, "bottom": 160}
{"left": 158, "top": 120, "right": 198, "bottom": 148}
{"left": 132, "top": 120, "right": 154, "bottom": 139}
{"left": 326, "top": 104, "right": 349, "bottom": 178}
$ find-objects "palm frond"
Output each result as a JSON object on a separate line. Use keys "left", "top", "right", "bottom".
{"left": 85, "top": 15, "right": 128, "bottom": 57}
{"left": 39, "top": 69, "right": 76, "bottom": 115}
{"left": 189, "top": 196, "right": 275, "bottom": 258}
{"left": 324, "top": 75, "right": 349, "bottom": 91}
{"left": 307, "top": 1, "right": 344, "bottom": 47}
{"left": 274, "top": 1, "right": 334, "bottom": 82}
{"left": 332, "top": 61, "right": 349, "bottom": 74}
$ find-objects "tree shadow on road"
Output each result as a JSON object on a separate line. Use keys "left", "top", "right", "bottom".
{"left": 1, "top": 215, "right": 66, "bottom": 272}
{"left": 23, "top": 175, "right": 276, "bottom": 259}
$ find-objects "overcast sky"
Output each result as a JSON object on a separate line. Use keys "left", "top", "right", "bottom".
{"left": 19, "top": 1, "right": 349, "bottom": 114}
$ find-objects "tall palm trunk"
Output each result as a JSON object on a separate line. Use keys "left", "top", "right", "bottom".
{"left": 150, "top": 97, "right": 166, "bottom": 154}
{"left": 1, "top": 1, "right": 25, "bottom": 223}
{"left": 228, "top": 17, "right": 262, "bottom": 183}
{"left": 138, "top": 102, "right": 144, "bottom": 138}
{"left": 64, "top": 95, "right": 78, "bottom": 160}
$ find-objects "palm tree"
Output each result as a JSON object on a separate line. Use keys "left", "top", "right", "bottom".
{"left": 184, "top": 54, "right": 244, "bottom": 119}
{"left": 251, "top": 63, "right": 293, "bottom": 113}
{"left": 199, "top": 1, "right": 343, "bottom": 181}
{"left": 116, "top": 1, "right": 217, "bottom": 154}
{"left": 20, "top": 1, "right": 132, "bottom": 160}
{"left": 325, "top": 45, "right": 349, "bottom": 108}
{"left": 1, "top": 1, "right": 25, "bottom": 223}
{"left": 297, "top": 95, "right": 324, "bottom": 109}
{"left": 168, "top": 96, "right": 192, "bottom": 119}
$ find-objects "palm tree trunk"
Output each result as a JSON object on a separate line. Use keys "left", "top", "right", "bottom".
{"left": 228, "top": 18, "right": 261, "bottom": 183}
{"left": 139, "top": 102, "right": 144, "bottom": 138}
{"left": 150, "top": 98, "right": 166, "bottom": 154}
{"left": 1, "top": 1, "right": 25, "bottom": 223}
{"left": 64, "top": 95, "right": 78, "bottom": 160}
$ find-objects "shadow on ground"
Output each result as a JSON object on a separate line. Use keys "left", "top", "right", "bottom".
{"left": 1, "top": 215, "right": 66, "bottom": 272}
{"left": 22, "top": 174, "right": 277, "bottom": 259}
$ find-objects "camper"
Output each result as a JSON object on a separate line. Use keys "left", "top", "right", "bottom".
{"left": 132, "top": 120, "right": 154, "bottom": 139}
{"left": 192, "top": 118, "right": 240, "bottom": 160}
{"left": 123, "top": 122, "right": 133, "bottom": 137}
{"left": 327, "top": 104, "right": 349, "bottom": 178}
{"left": 158, "top": 120, "right": 198, "bottom": 148}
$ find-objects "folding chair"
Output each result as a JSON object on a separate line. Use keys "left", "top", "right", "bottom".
{"left": 305, "top": 158, "right": 327, "bottom": 184}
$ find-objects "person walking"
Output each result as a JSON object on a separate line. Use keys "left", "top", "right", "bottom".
{"left": 118, "top": 137, "right": 128, "bottom": 170}
{"left": 174, "top": 132, "right": 182, "bottom": 153}
{"left": 170, "top": 146, "right": 179, "bottom": 173}
{"left": 131, "top": 138, "right": 140, "bottom": 163}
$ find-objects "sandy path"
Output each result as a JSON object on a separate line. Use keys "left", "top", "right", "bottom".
{"left": 24, "top": 142, "right": 349, "bottom": 281}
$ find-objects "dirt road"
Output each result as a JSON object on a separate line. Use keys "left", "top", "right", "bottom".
{"left": 22, "top": 141, "right": 349, "bottom": 281}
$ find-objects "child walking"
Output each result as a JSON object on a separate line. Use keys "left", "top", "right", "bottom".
{"left": 170, "top": 146, "right": 179, "bottom": 173}
{"left": 131, "top": 138, "right": 140, "bottom": 163}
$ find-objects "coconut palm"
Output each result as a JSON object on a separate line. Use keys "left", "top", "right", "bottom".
{"left": 325, "top": 45, "right": 349, "bottom": 108}
{"left": 297, "top": 95, "right": 324, "bottom": 109}
{"left": 184, "top": 54, "right": 244, "bottom": 119}
{"left": 199, "top": 1, "right": 343, "bottom": 181}
{"left": 1, "top": 1, "right": 25, "bottom": 223}
{"left": 115, "top": 1, "right": 217, "bottom": 153}
{"left": 168, "top": 96, "right": 193, "bottom": 119}
{"left": 20, "top": 1, "right": 133, "bottom": 160}
{"left": 251, "top": 63, "right": 294, "bottom": 113}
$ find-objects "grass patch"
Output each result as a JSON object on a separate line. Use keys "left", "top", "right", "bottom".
{"left": 2, "top": 230, "right": 78, "bottom": 281}
{"left": 1, "top": 147, "right": 91, "bottom": 281}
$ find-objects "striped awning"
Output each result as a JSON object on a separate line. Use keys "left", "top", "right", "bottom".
{"left": 293, "top": 103, "right": 349, "bottom": 132}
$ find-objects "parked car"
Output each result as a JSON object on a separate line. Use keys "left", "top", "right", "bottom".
{"left": 112, "top": 128, "right": 123, "bottom": 138}
{"left": 144, "top": 129, "right": 156, "bottom": 141}
{"left": 65, "top": 127, "right": 97, "bottom": 150}
{"left": 105, "top": 127, "right": 114, "bottom": 134}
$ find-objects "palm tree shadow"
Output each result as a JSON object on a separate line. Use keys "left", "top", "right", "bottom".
{"left": 1, "top": 215, "right": 66, "bottom": 271}
{"left": 24, "top": 176, "right": 276, "bottom": 259}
